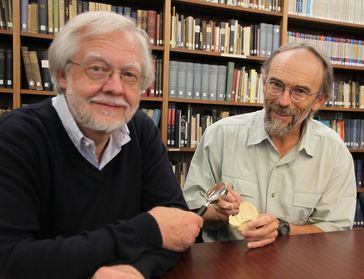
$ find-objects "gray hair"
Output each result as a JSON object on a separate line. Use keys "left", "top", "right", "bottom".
{"left": 48, "top": 11, "right": 154, "bottom": 93}
{"left": 261, "top": 43, "right": 334, "bottom": 100}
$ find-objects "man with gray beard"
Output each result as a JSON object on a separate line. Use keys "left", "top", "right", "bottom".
{"left": 183, "top": 43, "right": 356, "bottom": 248}
{"left": 0, "top": 12, "right": 203, "bottom": 279}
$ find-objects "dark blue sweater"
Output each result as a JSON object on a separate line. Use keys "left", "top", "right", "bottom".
{"left": 0, "top": 98, "right": 187, "bottom": 278}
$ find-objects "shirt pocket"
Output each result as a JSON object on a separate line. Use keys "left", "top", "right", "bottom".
{"left": 292, "top": 192, "right": 321, "bottom": 224}
{"left": 222, "top": 176, "right": 257, "bottom": 204}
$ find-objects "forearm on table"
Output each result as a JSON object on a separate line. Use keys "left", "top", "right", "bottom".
{"left": 289, "top": 224, "right": 324, "bottom": 236}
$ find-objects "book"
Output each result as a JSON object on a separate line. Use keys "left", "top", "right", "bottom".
{"left": 152, "top": 109, "right": 161, "bottom": 127}
{"left": 264, "top": 23, "right": 272, "bottom": 56}
{"left": 177, "top": 61, "right": 187, "bottom": 98}
{"left": 53, "top": 0, "right": 59, "bottom": 33}
{"left": 156, "top": 59, "right": 162, "bottom": 97}
{"left": 47, "top": 0, "right": 53, "bottom": 33}
{"left": 147, "top": 10, "right": 157, "bottom": 45}
{"left": 201, "top": 63, "right": 210, "bottom": 100}
{"left": 259, "top": 22, "right": 267, "bottom": 57}
{"left": 28, "top": 50, "right": 43, "bottom": 90}
{"left": 193, "top": 63, "right": 202, "bottom": 99}
{"left": 194, "top": 18, "right": 201, "bottom": 50}
{"left": 169, "top": 61, "right": 178, "bottom": 98}
{"left": 28, "top": 1, "right": 39, "bottom": 33}
{"left": 225, "top": 61, "right": 235, "bottom": 101}
{"left": 20, "top": 0, "right": 28, "bottom": 31}
{"left": 59, "top": 0, "right": 65, "bottom": 30}
{"left": 217, "top": 65, "right": 227, "bottom": 101}
{"left": 3, "top": 0, "right": 12, "bottom": 30}
{"left": 0, "top": 48, "right": 4, "bottom": 87}
{"left": 185, "top": 62, "right": 194, "bottom": 99}
{"left": 21, "top": 46, "right": 35, "bottom": 90}
{"left": 38, "top": 0, "right": 48, "bottom": 33}
{"left": 208, "top": 64, "right": 218, "bottom": 100}
{"left": 272, "top": 24, "right": 280, "bottom": 53}
{"left": 38, "top": 50, "right": 52, "bottom": 91}
{"left": 5, "top": 48, "right": 11, "bottom": 88}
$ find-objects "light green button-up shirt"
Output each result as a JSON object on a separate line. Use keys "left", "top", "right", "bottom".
{"left": 183, "top": 109, "right": 356, "bottom": 242}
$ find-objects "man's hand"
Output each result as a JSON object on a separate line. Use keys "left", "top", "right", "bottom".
{"left": 242, "top": 213, "right": 279, "bottom": 248}
{"left": 205, "top": 184, "right": 242, "bottom": 222}
{"left": 92, "top": 264, "right": 144, "bottom": 279}
{"left": 149, "top": 207, "right": 203, "bottom": 252}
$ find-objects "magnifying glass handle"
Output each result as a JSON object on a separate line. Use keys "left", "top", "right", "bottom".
{"left": 197, "top": 202, "right": 210, "bottom": 216}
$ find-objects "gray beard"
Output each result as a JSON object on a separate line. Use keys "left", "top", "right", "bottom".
{"left": 264, "top": 103, "right": 313, "bottom": 137}
{"left": 66, "top": 85, "right": 136, "bottom": 134}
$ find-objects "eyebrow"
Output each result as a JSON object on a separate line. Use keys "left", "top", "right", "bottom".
{"left": 269, "top": 77, "right": 311, "bottom": 91}
{"left": 81, "top": 52, "right": 141, "bottom": 71}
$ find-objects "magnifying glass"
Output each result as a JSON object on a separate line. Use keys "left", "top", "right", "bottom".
{"left": 197, "top": 182, "right": 228, "bottom": 216}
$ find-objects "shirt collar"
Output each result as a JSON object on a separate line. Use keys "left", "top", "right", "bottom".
{"left": 247, "top": 109, "right": 315, "bottom": 157}
{"left": 52, "top": 94, "right": 130, "bottom": 151}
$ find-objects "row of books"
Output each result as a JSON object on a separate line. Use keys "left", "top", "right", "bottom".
{"left": 20, "top": 50, "right": 164, "bottom": 94}
{"left": 141, "top": 59, "right": 163, "bottom": 98}
{"left": 169, "top": 61, "right": 264, "bottom": 103}
{"left": 0, "top": 48, "right": 12, "bottom": 88}
{"left": 170, "top": 8, "right": 280, "bottom": 57}
{"left": 203, "top": 0, "right": 282, "bottom": 12}
{"left": 140, "top": 108, "right": 161, "bottom": 127}
{"left": 0, "top": 0, "right": 12, "bottom": 30}
{"left": 287, "top": 31, "right": 364, "bottom": 67}
{"left": 167, "top": 104, "right": 233, "bottom": 148}
{"left": 21, "top": 1, "right": 163, "bottom": 45}
{"left": 326, "top": 80, "right": 364, "bottom": 109}
{"left": 318, "top": 118, "right": 364, "bottom": 149}
{"left": 288, "top": 0, "right": 364, "bottom": 25}
{"left": 21, "top": 46, "right": 52, "bottom": 91}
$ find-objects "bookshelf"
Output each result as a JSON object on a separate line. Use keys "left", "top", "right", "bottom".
{"left": 1, "top": 0, "right": 364, "bottom": 196}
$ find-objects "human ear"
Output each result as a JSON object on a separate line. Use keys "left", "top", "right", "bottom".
{"left": 312, "top": 95, "right": 327, "bottom": 112}
{"left": 58, "top": 71, "right": 68, "bottom": 90}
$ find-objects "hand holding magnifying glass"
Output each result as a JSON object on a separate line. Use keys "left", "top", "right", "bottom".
{"left": 197, "top": 182, "right": 229, "bottom": 216}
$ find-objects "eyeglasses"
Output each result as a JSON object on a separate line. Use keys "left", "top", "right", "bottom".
{"left": 67, "top": 60, "right": 144, "bottom": 87}
{"left": 266, "top": 79, "right": 320, "bottom": 103}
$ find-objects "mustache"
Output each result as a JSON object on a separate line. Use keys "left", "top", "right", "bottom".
{"left": 89, "top": 95, "right": 130, "bottom": 108}
{"left": 269, "top": 103, "right": 297, "bottom": 116}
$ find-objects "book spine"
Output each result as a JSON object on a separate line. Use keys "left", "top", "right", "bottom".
{"left": 193, "top": 63, "right": 202, "bottom": 99}
{"left": 38, "top": 50, "right": 52, "bottom": 91}
{"left": 38, "top": 0, "right": 48, "bottom": 34}
{"left": 185, "top": 62, "right": 194, "bottom": 99}
{"left": 200, "top": 63, "right": 210, "bottom": 100}
{"left": 28, "top": 50, "right": 43, "bottom": 90}
{"left": 0, "top": 48, "right": 4, "bottom": 87}
{"left": 177, "top": 61, "right": 187, "bottom": 98}
{"left": 20, "top": 0, "right": 29, "bottom": 32}
{"left": 5, "top": 48, "right": 12, "bottom": 88}
{"left": 208, "top": 64, "right": 218, "bottom": 100}
{"left": 169, "top": 61, "right": 178, "bottom": 98}
{"left": 147, "top": 10, "right": 157, "bottom": 45}
{"left": 21, "top": 46, "right": 36, "bottom": 90}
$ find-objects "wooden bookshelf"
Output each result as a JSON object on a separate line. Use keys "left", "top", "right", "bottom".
{"left": 1, "top": 0, "right": 364, "bottom": 189}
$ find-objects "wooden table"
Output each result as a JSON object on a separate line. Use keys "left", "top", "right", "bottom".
{"left": 161, "top": 228, "right": 364, "bottom": 279}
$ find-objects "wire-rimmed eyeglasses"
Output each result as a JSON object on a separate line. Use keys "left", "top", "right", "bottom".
{"left": 67, "top": 60, "right": 144, "bottom": 87}
{"left": 266, "top": 79, "right": 320, "bottom": 103}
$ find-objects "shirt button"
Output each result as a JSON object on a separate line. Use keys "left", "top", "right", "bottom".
{"left": 271, "top": 193, "right": 276, "bottom": 198}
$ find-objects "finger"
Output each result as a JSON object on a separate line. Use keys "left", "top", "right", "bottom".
{"left": 246, "top": 237, "right": 276, "bottom": 249}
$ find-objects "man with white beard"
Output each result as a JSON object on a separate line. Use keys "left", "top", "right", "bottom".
{"left": 0, "top": 11, "right": 202, "bottom": 279}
